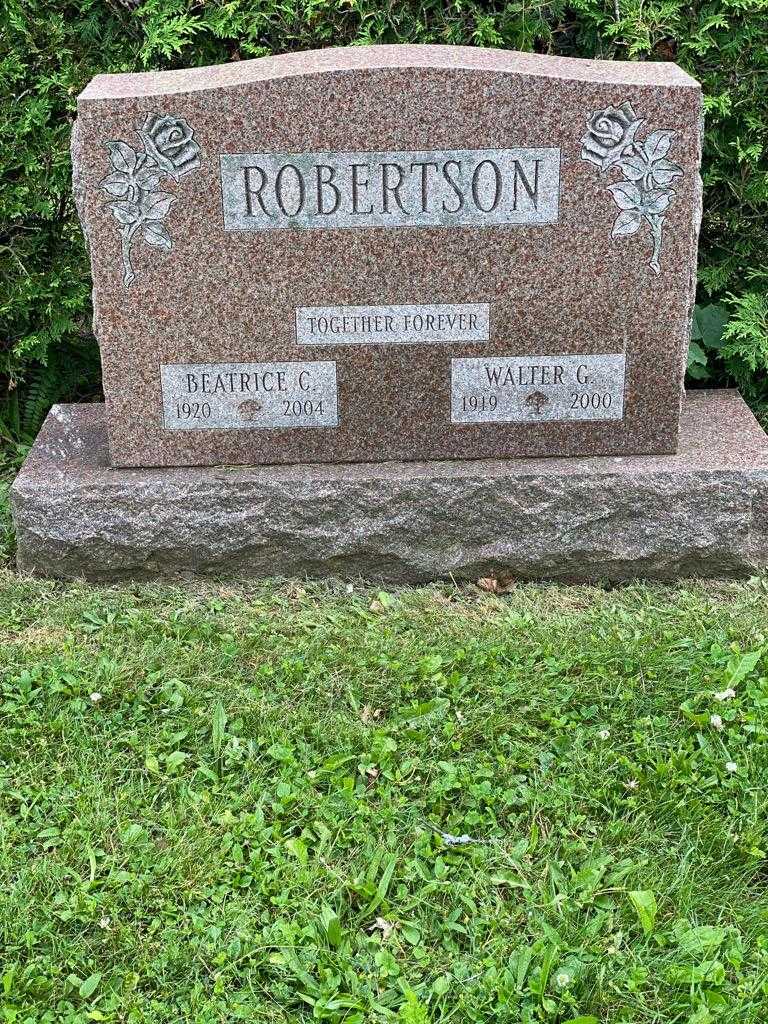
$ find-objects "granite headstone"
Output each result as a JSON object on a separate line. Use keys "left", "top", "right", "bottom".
{"left": 71, "top": 45, "right": 703, "bottom": 467}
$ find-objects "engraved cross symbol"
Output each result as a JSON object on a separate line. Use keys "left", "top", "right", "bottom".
{"left": 525, "top": 391, "right": 549, "bottom": 415}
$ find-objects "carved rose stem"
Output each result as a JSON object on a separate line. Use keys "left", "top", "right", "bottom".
{"left": 120, "top": 223, "right": 139, "bottom": 288}
{"left": 119, "top": 176, "right": 139, "bottom": 288}
{"left": 628, "top": 139, "right": 665, "bottom": 275}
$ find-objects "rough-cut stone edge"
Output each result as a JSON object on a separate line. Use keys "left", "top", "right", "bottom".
{"left": 11, "top": 391, "right": 768, "bottom": 585}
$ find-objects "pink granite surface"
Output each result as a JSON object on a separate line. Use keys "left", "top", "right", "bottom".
{"left": 73, "top": 44, "right": 703, "bottom": 468}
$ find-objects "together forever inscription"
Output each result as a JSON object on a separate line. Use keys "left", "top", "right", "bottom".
{"left": 296, "top": 304, "right": 489, "bottom": 345}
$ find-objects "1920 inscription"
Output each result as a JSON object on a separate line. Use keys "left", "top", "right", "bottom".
{"left": 220, "top": 148, "right": 560, "bottom": 231}
{"left": 296, "top": 303, "right": 489, "bottom": 345}
{"left": 161, "top": 361, "right": 338, "bottom": 430}
{"left": 451, "top": 354, "right": 626, "bottom": 424}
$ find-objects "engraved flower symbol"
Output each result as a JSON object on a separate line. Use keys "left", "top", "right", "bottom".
{"left": 525, "top": 391, "right": 549, "bottom": 415}
{"left": 99, "top": 113, "right": 201, "bottom": 288}
{"left": 580, "top": 102, "right": 684, "bottom": 274}
{"left": 580, "top": 102, "right": 644, "bottom": 171}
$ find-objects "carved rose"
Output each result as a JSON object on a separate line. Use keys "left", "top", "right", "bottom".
{"left": 137, "top": 114, "right": 201, "bottom": 178}
{"left": 100, "top": 112, "right": 202, "bottom": 287}
{"left": 579, "top": 101, "right": 683, "bottom": 274}
{"left": 580, "top": 102, "right": 644, "bottom": 171}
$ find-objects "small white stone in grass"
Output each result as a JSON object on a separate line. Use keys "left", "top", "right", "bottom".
{"left": 725, "top": 761, "right": 738, "bottom": 774}
{"left": 90, "top": 692, "right": 103, "bottom": 704}
{"left": 346, "top": 583, "right": 354, "bottom": 594}
{"left": 598, "top": 728, "right": 611, "bottom": 740}
{"left": 714, "top": 688, "right": 736, "bottom": 701}
{"left": 710, "top": 713, "right": 724, "bottom": 730}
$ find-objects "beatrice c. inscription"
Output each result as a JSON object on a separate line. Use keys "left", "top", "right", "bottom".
{"left": 160, "top": 361, "right": 338, "bottom": 430}
{"left": 220, "top": 148, "right": 560, "bottom": 230}
{"left": 452, "top": 354, "right": 626, "bottom": 424}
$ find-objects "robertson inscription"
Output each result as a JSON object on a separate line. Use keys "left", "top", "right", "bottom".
{"left": 220, "top": 148, "right": 560, "bottom": 231}
{"left": 161, "top": 361, "right": 338, "bottom": 430}
{"left": 451, "top": 354, "right": 626, "bottom": 423}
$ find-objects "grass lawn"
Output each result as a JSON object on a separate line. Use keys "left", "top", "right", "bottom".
{"left": 1, "top": 476, "right": 768, "bottom": 1022}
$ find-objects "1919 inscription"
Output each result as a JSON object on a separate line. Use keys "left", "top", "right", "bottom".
{"left": 161, "top": 361, "right": 338, "bottom": 430}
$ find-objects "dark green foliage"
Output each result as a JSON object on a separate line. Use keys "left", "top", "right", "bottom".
{"left": 2, "top": 0, "right": 767, "bottom": 439}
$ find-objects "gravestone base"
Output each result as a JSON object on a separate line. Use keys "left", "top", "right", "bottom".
{"left": 11, "top": 390, "right": 768, "bottom": 584}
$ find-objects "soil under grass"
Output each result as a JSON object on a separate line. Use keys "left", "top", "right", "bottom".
{"left": 1, "top": 563, "right": 768, "bottom": 1022}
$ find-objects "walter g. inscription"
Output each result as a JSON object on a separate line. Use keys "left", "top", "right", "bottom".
{"left": 161, "top": 361, "right": 338, "bottom": 429}
{"left": 452, "top": 354, "right": 626, "bottom": 423}
{"left": 296, "top": 303, "right": 490, "bottom": 345}
{"left": 220, "top": 148, "right": 560, "bottom": 231}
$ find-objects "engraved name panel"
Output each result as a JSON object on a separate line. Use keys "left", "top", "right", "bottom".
{"left": 296, "top": 303, "right": 490, "bottom": 345}
{"left": 220, "top": 148, "right": 560, "bottom": 231}
{"left": 161, "top": 361, "right": 338, "bottom": 430}
{"left": 451, "top": 354, "right": 626, "bottom": 424}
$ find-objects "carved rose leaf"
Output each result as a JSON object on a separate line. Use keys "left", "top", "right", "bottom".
{"left": 612, "top": 209, "right": 642, "bottom": 236}
{"left": 642, "top": 190, "right": 674, "bottom": 215}
{"left": 607, "top": 180, "right": 642, "bottom": 211}
{"left": 134, "top": 163, "right": 163, "bottom": 191}
{"left": 644, "top": 129, "right": 675, "bottom": 163}
{"left": 142, "top": 222, "right": 172, "bottom": 249}
{"left": 141, "top": 191, "right": 176, "bottom": 220}
{"left": 106, "top": 140, "right": 137, "bottom": 175}
{"left": 109, "top": 200, "right": 141, "bottom": 225}
{"left": 99, "top": 171, "right": 130, "bottom": 197}
{"left": 651, "top": 158, "right": 683, "bottom": 186}
{"left": 618, "top": 154, "right": 648, "bottom": 181}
